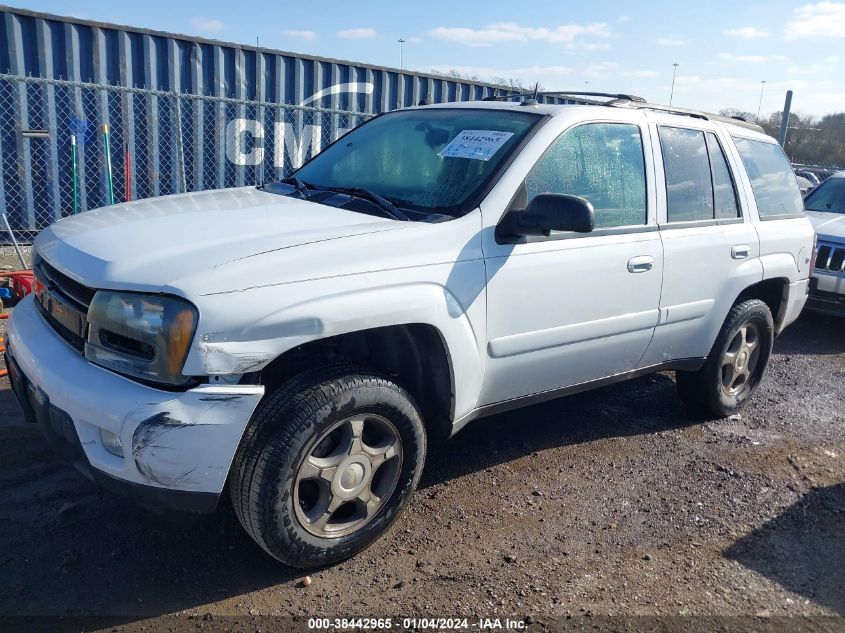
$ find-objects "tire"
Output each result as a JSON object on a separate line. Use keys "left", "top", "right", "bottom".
{"left": 676, "top": 299, "right": 774, "bottom": 418}
{"left": 230, "top": 366, "right": 426, "bottom": 568}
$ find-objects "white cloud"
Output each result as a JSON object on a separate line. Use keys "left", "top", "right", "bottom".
{"left": 784, "top": 2, "right": 845, "bottom": 39}
{"left": 656, "top": 35, "right": 685, "bottom": 46}
{"left": 428, "top": 22, "right": 614, "bottom": 47}
{"left": 337, "top": 27, "right": 377, "bottom": 39}
{"left": 718, "top": 52, "right": 789, "bottom": 63}
{"left": 190, "top": 17, "right": 224, "bottom": 33}
{"left": 428, "top": 64, "right": 573, "bottom": 86}
{"left": 623, "top": 70, "right": 661, "bottom": 78}
{"left": 723, "top": 26, "right": 770, "bottom": 38}
{"left": 618, "top": 15, "right": 631, "bottom": 23}
{"left": 584, "top": 61, "right": 619, "bottom": 78}
{"left": 283, "top": 29, "right": 317, "bottom": 41}
{"left": 581, "top": 42, "right": 612, "bottom": 51}
{"left": 718, "top": 52, "right": 770, "bottom": 63}
{"left": 824, "top": 55, "right": 841, "bottom": 62}
{"left": 786, "top": 59, "right": 837, "bottom": 73}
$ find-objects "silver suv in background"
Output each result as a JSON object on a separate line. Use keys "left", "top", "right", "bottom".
{"left": 805, "top": 171, "right": 845, "bottom": 315}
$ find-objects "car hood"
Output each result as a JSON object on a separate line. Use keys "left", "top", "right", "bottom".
{"left": 35, "top": 187, "right": 407, "bottom": 290}
{"left": 807, "top": 210, "right": 845, "bottom": 242}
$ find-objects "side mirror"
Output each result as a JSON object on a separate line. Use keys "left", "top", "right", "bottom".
{"left": 499, "top": 193, "right": 595, "bottom": 238}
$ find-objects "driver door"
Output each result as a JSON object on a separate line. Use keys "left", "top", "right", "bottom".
{"left": 479, "top": 118, "right": 664, "bottom": 406}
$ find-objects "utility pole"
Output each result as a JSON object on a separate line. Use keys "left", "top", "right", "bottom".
{"left": 669, "top": 63, "right": 679, "bottom": 106}
{"left": 778, "top": 90, "right": 793, "bottom": 148}
{"left": 756, "top": 80, "right": 766, "bottom": 122}
{"left": 397, "top": 38, "right": 406, "bottom": 70}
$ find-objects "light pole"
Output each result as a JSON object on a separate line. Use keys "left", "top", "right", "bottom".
{"left": 756, "top": 80, "right": 767, "bottom": 122}
{"left": 397, "top": 38, "right": 406, "bottom": 70}
{"left": 669, "top": 62, "right": 679, "bottom": 106}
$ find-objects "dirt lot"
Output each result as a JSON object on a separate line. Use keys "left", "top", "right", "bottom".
{"left": 0, "top": 305, "right": 843, "bottom": 628}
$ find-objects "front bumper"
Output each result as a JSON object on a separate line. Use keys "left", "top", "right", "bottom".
{"left": 5, "top": 297, "right": 265, "bottom": 513}
{"left": 806, "top": 273, "right": 845, "bottom": 318}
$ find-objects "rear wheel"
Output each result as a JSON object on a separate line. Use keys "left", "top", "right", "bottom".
{"left": 230, "top": 366, "right": 426, "bottom": 568}
{"left": 676, "top": 299, "right": 774, "bottom": 417}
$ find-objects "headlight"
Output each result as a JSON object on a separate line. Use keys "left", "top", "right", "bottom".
{"left": 85, "top": 291, "right": 198, "bottom": 386}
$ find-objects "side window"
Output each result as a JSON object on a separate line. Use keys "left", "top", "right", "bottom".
{"left": 733, "top": 137, "right": 805, "bottom": 218}
{"left": 658, "top": 127, "right": 713, "bottom": 222}
{"left": 705, "top": 132, "right": 740, "bottom": 219}
{"left": 524, "top": 123, "right": 647, "bottom": 229}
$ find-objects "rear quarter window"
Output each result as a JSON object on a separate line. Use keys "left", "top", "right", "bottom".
{"left": 732, "top": 137, "right": 804, "bottom": 218}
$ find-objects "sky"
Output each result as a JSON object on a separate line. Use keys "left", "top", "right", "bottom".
{"left": 15, "top": 0, "right": 845, "bottom": 116}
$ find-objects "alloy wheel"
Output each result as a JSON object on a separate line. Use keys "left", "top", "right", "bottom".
{"left": 293, "top": 413, "right": 403, "bottom": 538}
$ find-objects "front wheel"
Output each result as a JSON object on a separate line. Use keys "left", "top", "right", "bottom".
{"left": 676, "top": 299, "right": 774, "bottom": 418}
{"left": 230, "top": 367, "right": 427, "bottom": 568}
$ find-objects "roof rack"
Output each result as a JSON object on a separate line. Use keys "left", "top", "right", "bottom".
{"left": 611, "top": 101, "right": 765, "bottom": 132}
{"left": 541, "top": 91, "right": 647, "bottom": 104}
{"left": 478, "top": 88, "right": 765, "bottom": 133}
{"left": 483, "top": 90, "right": 646, "bottom": 104}
{"left": 538, "top": 92, "right": 765, "bottom": 133}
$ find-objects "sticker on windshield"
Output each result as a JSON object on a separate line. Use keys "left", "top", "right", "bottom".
{"left": 438, "top": 130, "right": 514, "bottom": 161}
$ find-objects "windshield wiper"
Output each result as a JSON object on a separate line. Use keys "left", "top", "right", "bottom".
{"left": 324, "top": 186, "right": 411, "bottom": 221}
{"left": 278, "top": 176, "right": 317, "bottom": 197}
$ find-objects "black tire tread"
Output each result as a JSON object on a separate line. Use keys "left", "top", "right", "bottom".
{"left": 230, "top": 365, "right": 425, "bottom": 567}
{"left": 676, "top": 298, "right": 773, "bottom": 418}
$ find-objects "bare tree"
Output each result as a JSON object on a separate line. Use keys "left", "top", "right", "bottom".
{"left": 429, "top": 70, "right": 544, "bottom": 95}
{"left": 429, "top": 68, "right": 480, "bottom": 82}
{"left": 490, "top": 76, "right": 545, "bottom": 93}
{"left": 721, "top": 107, "right": 844, "bottom": 167}
{"left": 719, "top": 108, "right": 756, "bottom": 122}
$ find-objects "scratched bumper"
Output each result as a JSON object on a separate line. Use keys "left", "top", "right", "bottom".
{"left": 5, "top": 297, "right": 265, "bottom": 504}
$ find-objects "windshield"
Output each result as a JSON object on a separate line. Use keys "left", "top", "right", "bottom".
{"left": 804, "top": 177, "right": 845, "bottom": 214}
{"left": 290, "top": 108, "right": 542, "bottom": 216}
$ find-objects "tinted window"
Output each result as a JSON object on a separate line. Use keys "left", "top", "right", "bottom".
{"left": 658, "top": 127, "right": 713, "bottom": 222}
{"left": 524, "top": 123, "right": 647, "bottom": 229}
{"left": 803, "top": 176, "right": 845, "bottom": 214}
{"left": 733, "top": 137, "right": 804, "bottom": 218}
{"left": 706, "top": 132, "right": 740, "bottom": 219}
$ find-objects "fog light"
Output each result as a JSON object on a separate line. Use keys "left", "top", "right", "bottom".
{"left": 99, "top": 428, "right": 124, "bottom": 457}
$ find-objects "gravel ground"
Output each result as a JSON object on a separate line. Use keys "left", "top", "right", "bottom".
{"left": 0, "top": 244, "right": 33, "bottom": 270}
{"left": 0, "top": 309, "right": 843, "bottom": 629}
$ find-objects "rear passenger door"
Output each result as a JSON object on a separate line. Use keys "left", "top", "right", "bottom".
{"left": 638, "top": 119, "right": 762, "bottom": 367}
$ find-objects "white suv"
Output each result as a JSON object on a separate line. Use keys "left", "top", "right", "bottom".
{"left": 804, "top": 171, "right": 845, "bottom": 315}
{"left": 5, "top": 95, "right": 814, "bottom": 567}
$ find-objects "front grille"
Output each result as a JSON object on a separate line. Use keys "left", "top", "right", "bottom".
{"left": 34, "top": 299, "right": 86, "bottom": 352}
{"left": 33, "top": 254, "right": 95, "bottom": 353}
{"left": 34, "top": 256, "right": 96, "bottom": 309}
{"left": 814, "top": 241, "right": 845, "bottom": 276}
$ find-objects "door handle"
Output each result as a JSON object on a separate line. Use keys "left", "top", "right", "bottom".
{"left": 627, "top": 255, "right": 654, "bottom": 273}
{"left": 731, "top": 244, "right": 751, "bottom": 259}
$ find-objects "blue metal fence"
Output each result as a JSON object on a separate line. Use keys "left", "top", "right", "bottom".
{"left": 0, "top": 5, "right": 569, "bottom": 238}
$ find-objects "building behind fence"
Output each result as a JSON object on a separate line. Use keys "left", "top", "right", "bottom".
{"left": 0, "top": 6, "right": 572, "bottom": 241}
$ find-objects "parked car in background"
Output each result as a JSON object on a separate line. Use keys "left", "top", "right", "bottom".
{"left": 805, "top": 171, "right": 845, "bottom": 316}
{"left": 796, "top": 175, "right": 815, "bottom": 196}
{"left": 5, "top": 96, "right": 814, "bottom": 568}
{"left": 794, "top": 168, "right": 821, "bottom": 187}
